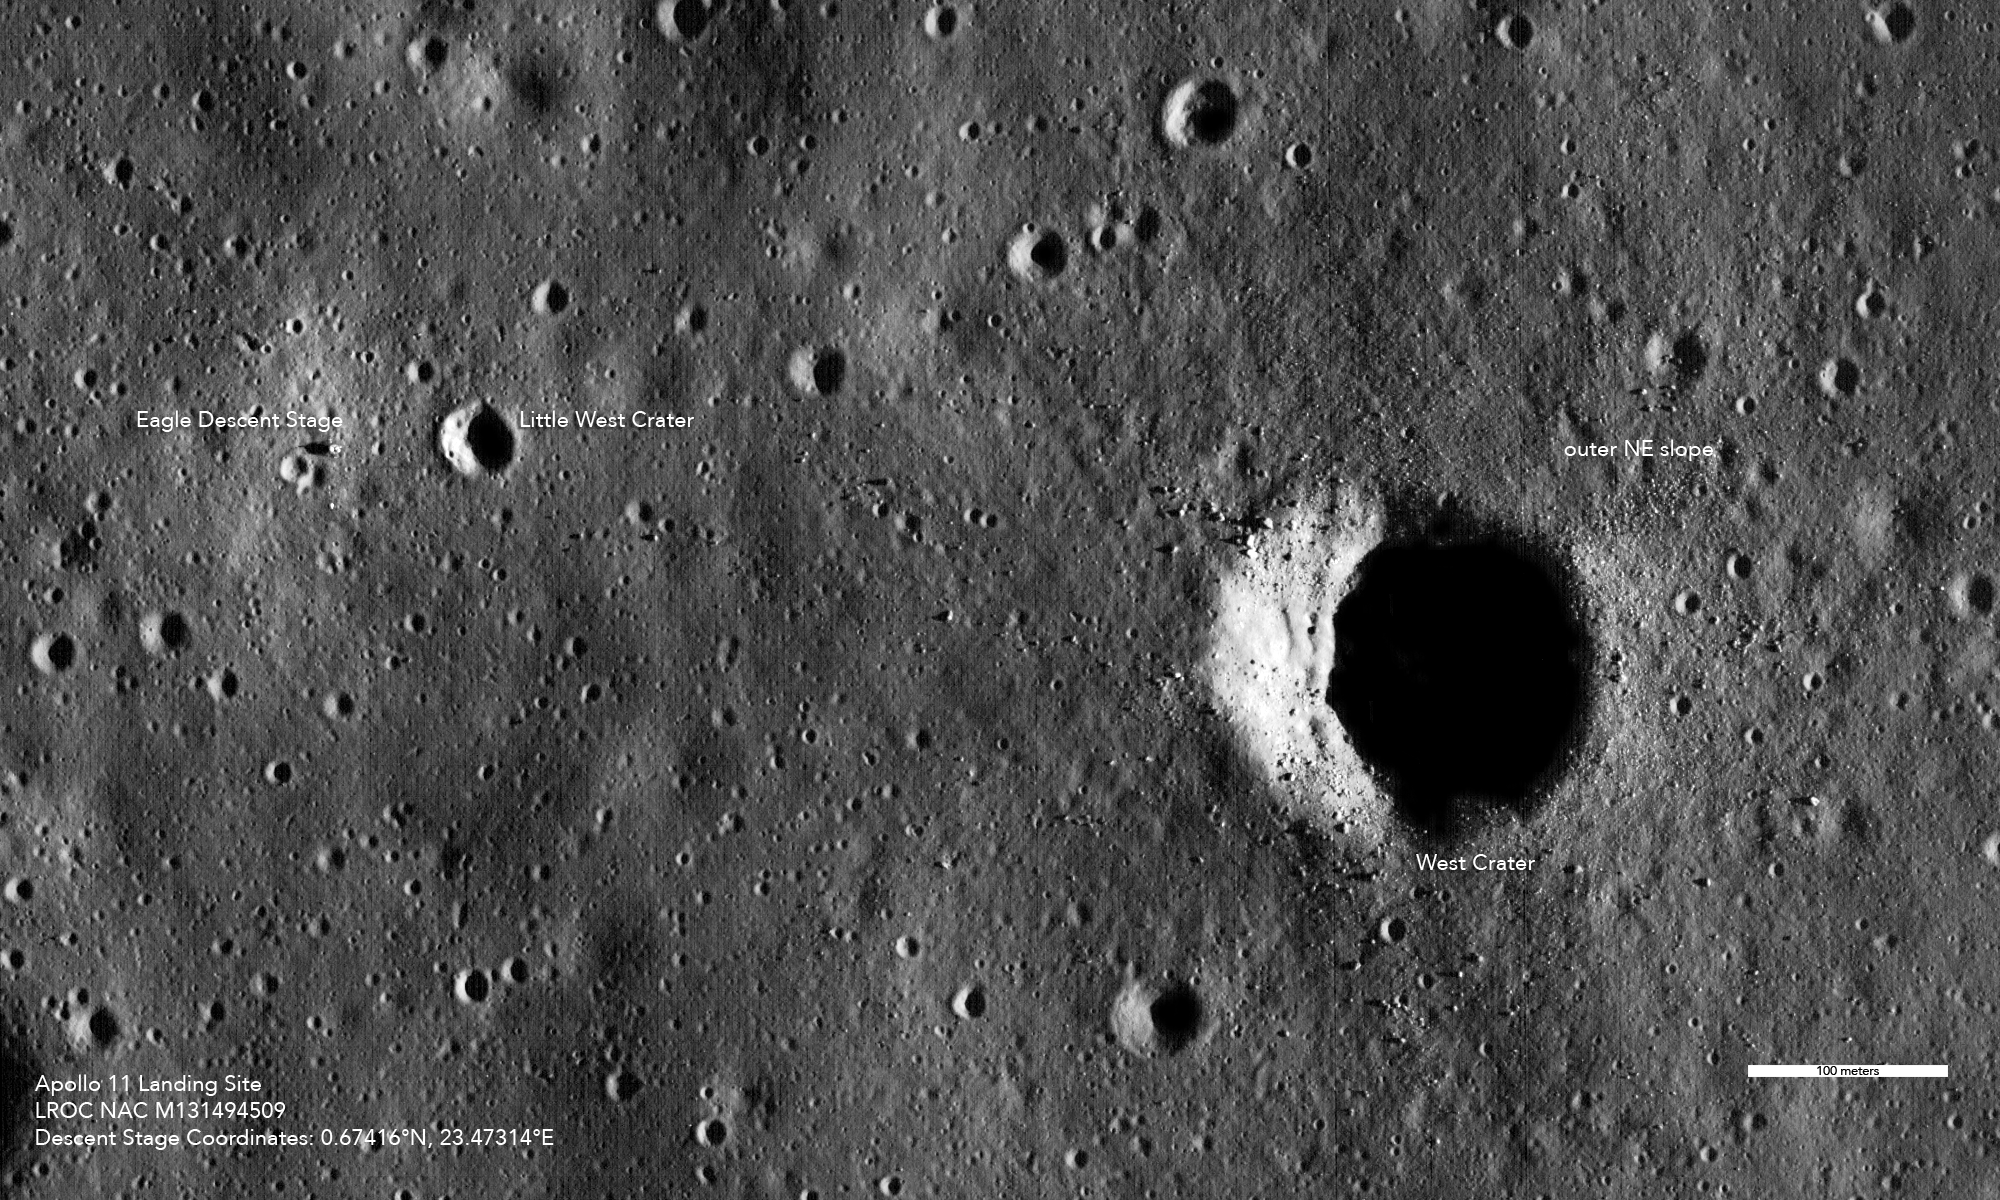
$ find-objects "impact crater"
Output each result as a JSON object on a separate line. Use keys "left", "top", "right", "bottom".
{"left": 1324, "top": 537, "right": 1587, "bottom": 838}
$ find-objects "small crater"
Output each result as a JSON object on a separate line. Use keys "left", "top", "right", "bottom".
{"left": 1495, "top": 12, "right": 1535, "bottom": 50}
{"left": 1007, "top": 226, "right": 1068, "bottom": 282}
{"left": 1818, "top": 356, "right": 1861, "bottom": 398}
{"left": 604, "top": 1069, "right": 643, "bottom": 1101}
{"left": 1161, "top": 78, "right": 1240, "bottom": 148}
{"left": 657, "top": 0, "right": 723, "bottom": 42}
{"left": 439, "top": 402, "right": 518, "bottom": 476}
{"left": 407, "top": 34, "right": 449, "bottom": 73}
{"left": 206, "top": 667, "right": 240, "bottom": 700}
{"left": 453, "top": 968, "right": 491, "bottom": 1005}
{"left": 29, "top": 631, "right": 76, "bottom": 675}
{"left": 788, "top": 346, "right": 848, "bottom": 397}
{"left": 1669, "top": 329, "right": 1709, "bottom": 377}
{"left": 1948, "top": 571, "right": 1997, "bottom": 619}
{"left": 85, "top": 1006, "right": 121, "bottom": 1051}
{"left": 139, "top": 610, "right": 190, "bottom": 656}
{"left": 531, "top": 278, "right": 571, "bottom": 316}
{"left": 951, "top": 983, "right": 987, "bottom": 1019}
{"left": 1112, "top": 976, "right": 1204, "bottom": 1057}
{"left": 923, "top": 4, "right": 958, "bottom": 38}
{"left": 1869, "top": 1, "right": 1916, "bottom": 44}
{"left": 1645, "top": 327, "right": 1708, "bottom": 382}
{"left": 1969, "top": 575, "right": 1997, "bottom": 617}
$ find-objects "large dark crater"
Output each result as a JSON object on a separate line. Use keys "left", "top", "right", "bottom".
{"left": 1325, "top": 536, "right": 1588, "bottom": 839}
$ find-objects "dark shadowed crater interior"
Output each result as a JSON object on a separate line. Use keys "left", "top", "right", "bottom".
{"left": 461, "top": 404, "right": 517, "bottom": 473}
{"left": 1147, "top": 982, "right": 1203, "bottom": 1053}
{"left": 1326, "top": 539, "right": 1586, "bottom": 836}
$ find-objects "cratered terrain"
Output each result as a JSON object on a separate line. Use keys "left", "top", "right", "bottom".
{"left": 0, "top": 0, "right": 1991, "bottom": 1196}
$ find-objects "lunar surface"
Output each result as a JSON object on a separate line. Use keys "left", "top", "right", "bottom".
{"left": 0, "top": 0, "right": 1992, "bottom": 1195}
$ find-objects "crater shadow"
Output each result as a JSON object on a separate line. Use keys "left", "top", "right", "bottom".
{"left": 1325, "top": 529, "right": 1590, "bottom": 841}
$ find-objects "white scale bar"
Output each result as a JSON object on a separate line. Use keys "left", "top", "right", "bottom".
{"left": 1749, "top": 1065, "right": 1947, "bottom": 1078}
